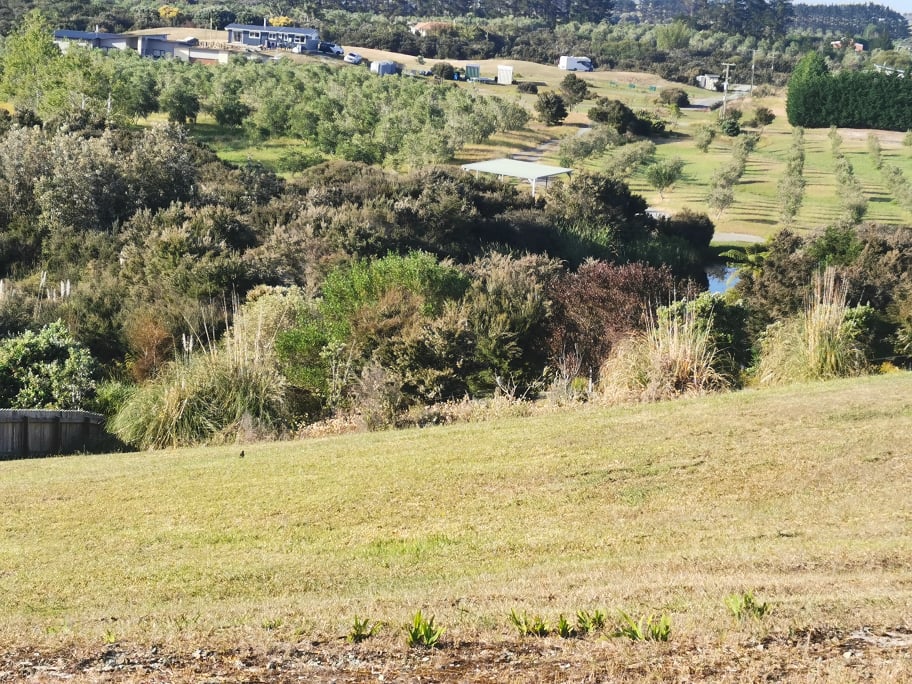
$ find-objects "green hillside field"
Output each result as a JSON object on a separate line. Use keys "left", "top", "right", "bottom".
{"left": 2, "top": 373, "right": 911, "bottom": 680}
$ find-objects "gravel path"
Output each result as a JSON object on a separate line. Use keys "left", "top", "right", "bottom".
{"left": 713, "top": 231, "right": 766, "bottom": 243}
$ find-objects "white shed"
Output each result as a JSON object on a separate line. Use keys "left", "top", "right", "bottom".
{"left": 497, "top": 65, "right": 514, "bottom": 85}
{"left": 370, "top": 60, "right": 397, "bottom": 76}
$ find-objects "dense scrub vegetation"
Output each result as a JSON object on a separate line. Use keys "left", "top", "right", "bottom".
{"left": 0, "top": 93, "right": 721, "bottom": 444}
{"left": 0, "top": 4, "right": 845, "bottom": 88}
{"left": 1, "top": 7, "right": 912, "bottom": 449}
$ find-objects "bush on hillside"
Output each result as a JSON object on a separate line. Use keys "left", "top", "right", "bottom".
{"left": 754, "top": 269, "right": 871, "bottom": 386}
{"left": 430, "top": 62, "right": 455, "bottom": 80}
{"left": 659, "top": 87, "right": 690, "bottom": 108}
{"left": 598, "top": 304, "right": 730, "bottom": 404}
{"left": 0, "top": 320, "right": 98, "bottom": 409}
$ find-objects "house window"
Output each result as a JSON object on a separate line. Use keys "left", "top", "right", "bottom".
{"left": 295, "top": 36, "right": 305, "bottom": 43}
{"left": 268, "top": 32, "right": 277, "bottom": 39}
{"left": 249, "top": 31, "right": 260, "bottom": 39}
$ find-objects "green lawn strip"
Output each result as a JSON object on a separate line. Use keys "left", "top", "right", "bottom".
{"left": 1, "top": 373, "right": 910, "bottom": 647}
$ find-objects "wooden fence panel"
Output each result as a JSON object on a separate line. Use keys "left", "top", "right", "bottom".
{"left": 0, "top": 410, "right": 106, "bottom": 460}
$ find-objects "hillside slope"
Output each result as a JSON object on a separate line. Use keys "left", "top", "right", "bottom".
{"left": 1, "top": 373, "right": 911, "bottom": 680}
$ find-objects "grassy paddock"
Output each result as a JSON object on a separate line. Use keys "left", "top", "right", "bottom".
{"left": 1, "top": 374, "right": 911, "bottom": 671}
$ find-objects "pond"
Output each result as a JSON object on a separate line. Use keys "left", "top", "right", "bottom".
{"left": 706, "top": 263, "right": 739, "bottom": 294}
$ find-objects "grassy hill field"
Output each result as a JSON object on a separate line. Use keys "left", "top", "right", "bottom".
{"left": 2, "top": 373, "right": 911, "bottom": 680}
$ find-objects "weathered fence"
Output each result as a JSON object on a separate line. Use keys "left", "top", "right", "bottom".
{"left": 0, "top": 410, "right": 107, "bottom": 460}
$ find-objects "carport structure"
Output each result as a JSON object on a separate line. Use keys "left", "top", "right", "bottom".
{"left": 460, "top": 158, "right": 573, "bottom": 197}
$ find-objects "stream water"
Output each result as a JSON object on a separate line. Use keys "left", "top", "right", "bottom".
{"left": 706, "top": 264, "right": 739, "bottom": 294}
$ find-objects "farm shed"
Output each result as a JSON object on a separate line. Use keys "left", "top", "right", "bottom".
{"left": 461, "top": 158, "right": 572, "bottom": 197}
{"left": 497, "top": 65, "right": 514, "bottom": 85}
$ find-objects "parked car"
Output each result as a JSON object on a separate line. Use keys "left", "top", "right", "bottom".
{"left": 344, "top": 52, "right": 362, "bottom": 64}
{"left": 317, "top": 41, "right": 344, "bottom": 56}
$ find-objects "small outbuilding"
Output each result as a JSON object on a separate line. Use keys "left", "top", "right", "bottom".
{"left": 370, "top": 60, "right": 397, "bottom": 76}
{"left": 461, "top": 158, "right": 573, "bottom": 197}
{"left": 497, "top": 65, "right": 514, "bottom": 85}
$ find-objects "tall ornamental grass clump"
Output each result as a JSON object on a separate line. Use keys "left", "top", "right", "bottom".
{"left": 111, "top": 354, "right": 288, "bottom": 449}
{"left": 111, "top": 294, "right": 298, "bottom": 449}
{"left": 598, "top": 305, "right": 728, "bottom": 403}
{"left": 755, "top": 269, "right": 869, "bottom": 386}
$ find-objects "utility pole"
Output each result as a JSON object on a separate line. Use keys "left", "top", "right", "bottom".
{"left": 721, "top": 62, "right": 735, "bottom": 117}
{"left": 751, "top": 49, "right": 757, "bottom": 95}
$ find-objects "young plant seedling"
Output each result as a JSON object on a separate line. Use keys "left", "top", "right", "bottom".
{"left": 405, "top": 610, "right": 444, "bottom": 649}
{"left": 509, "top": 609, "right": 550, "bottom": 637}
{"left": 616, "top": 610, "right": 671, "bottom": 641}
{"left": 348, "top": 615, "right": 380, "bottom": 643}
{"left": 725, "top": 591, "right": 771, "bottom": 622}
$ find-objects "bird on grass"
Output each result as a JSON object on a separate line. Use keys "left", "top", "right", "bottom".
{"left": 239, "top": 450, "right": 245, "bottom": 458}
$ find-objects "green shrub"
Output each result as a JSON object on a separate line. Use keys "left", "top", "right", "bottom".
{"left": 535, "top": 91, "right": 569, "bottom": 126}
{"left": 693, "top": 123, "right": 716, "bottom": 152}
{"left": 0, "top": 320, "right": 98, "bottom": 409}
{"left": 430, "top": 62, "right": 455, "bottom": 80}
{"left": 516, "top": 81, "right": 538, "bottom": 94}
{"left": 276, "top": 252, "right": 469, "bottom": 410}
{"left": 658, "top": 87, "right": 690, "bottom": 108}
{"left": 719, "top": 117, "right": 741, "bottom": 137}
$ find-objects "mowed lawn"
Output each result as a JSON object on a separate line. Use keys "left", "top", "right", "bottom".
{"left": 1, "top": 373, "right": 911, "bottom": 661}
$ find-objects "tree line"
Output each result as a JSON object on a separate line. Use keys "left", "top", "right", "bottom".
{"left": 787, "top": 51, "right": 912, "bottom": 131}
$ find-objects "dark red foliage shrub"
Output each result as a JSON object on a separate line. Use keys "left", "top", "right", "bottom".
{"left": 547, "top": 260, "right": 676, "bottom": 377}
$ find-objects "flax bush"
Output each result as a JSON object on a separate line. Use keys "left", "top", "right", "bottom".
{"left": 111, "top": 300, "right": 293, "bottom": 449}
{"left": 111, "top": 352, "right": 289, "bottom": 450}
{"left": 755, "top": 269, "right": 870, "bottom": 386}
{"left": 598, "top": 305, "right": 728, "bottom": 403}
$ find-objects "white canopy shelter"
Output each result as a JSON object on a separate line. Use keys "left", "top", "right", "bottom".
{"left": 461, "top": 158, "right": 573, "bottom": 197}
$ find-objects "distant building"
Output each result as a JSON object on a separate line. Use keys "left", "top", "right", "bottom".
{"left": 225, "top": 23, "right": 319, "bottom": 51}
{"left": 53, "top": 29, "right": 136, "bottom": 53}
{"left": 696, "top": 73, "right": 721, "bottom": 90}
{"left": 53, "top": 29, "right": 230, "bottom": 63}
{"left": 370, "top": 60, "right": 397, "bottom": 76}
{"left": 409, "top": 21, "right": 452, "bottom": 37}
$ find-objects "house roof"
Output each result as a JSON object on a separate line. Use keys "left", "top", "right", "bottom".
{"left": 54, "top": 29, "right": 118, "bottom": 40}
{"left": 225, "top": 23, "right": 318, "bottom": 36}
